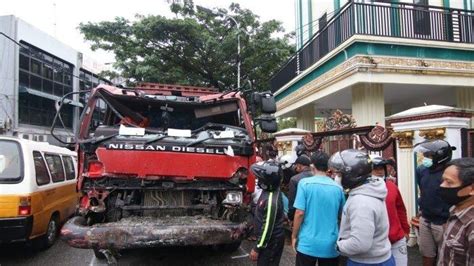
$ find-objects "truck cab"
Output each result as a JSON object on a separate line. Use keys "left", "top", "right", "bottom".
{"left": 58, "top": 83, "right": 277, "bottom": 258}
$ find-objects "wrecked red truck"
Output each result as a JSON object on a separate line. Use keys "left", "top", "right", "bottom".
{"left": 52, "top": 83, "right": 277, "bottom": 259}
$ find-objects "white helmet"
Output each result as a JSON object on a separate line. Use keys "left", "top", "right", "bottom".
{"left": 279, "top": 154, "right": 297, "bottom": 169}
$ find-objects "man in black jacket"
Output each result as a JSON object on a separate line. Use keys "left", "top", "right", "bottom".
{"left": 249, "top": 161, "right": 285, "bottom": 266}
{"left": 288, "top": 154, "right": 313, "bottom": 221}
{"left": 414, "top": 140, "right": 455, "bottom": 266}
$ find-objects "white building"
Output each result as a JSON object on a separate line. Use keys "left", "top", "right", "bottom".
{"left": 0, "top": 15, "right": 111, "bottom": 145}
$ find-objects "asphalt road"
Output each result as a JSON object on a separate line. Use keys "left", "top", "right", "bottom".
{"left": 0, "top": 238, "right": 422, "bottom": 266}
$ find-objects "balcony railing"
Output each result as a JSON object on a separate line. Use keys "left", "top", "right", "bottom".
{"left": 270, "top": 1, "right": 474, "bottom": 92}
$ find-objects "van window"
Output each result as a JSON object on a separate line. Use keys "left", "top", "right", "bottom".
{"left": 44, "top": 154, "right": 65, "bottom": 182}
{"left": 34, "top": 151, "right": 50, "bottom": 186}
{"left": 63, "top": 156, "right": 75, "bottom": 180}
{"left": 0, "top": 140, "right": 23, "bottom": 183}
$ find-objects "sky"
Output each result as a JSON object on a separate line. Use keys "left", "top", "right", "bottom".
{"left": 0, "top": 0, "right": 296, "bottom": 64}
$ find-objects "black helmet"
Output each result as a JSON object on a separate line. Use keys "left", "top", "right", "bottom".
{"left": 371, "top": 156, "right": 395, "bottom": 168}
{"left": 328, "top": 149, "right": 372, "bottom": 189}
{"left": 414, "top": 139, "right": 456, "bottom": 167}
{"left": 371, "top": 156, "right": 394, "bottom": 177}
{"left": 251, "top": 161, "right": 282, "bottom": 191}
{"left": 295, "top": 142, "right": 306, "bottom": 157}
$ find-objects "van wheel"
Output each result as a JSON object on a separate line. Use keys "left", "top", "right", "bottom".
{"left": 38, "top": 216, "right": 59, "bottom": 249}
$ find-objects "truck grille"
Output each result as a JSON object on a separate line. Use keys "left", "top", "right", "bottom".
{"left": 142, "top": 190, "right": 207, "bottom": 217}
{"left": 143, "top": 191, "right": 194, "bottom": 208}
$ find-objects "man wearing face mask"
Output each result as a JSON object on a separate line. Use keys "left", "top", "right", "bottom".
{"left": 437, "top": 158, "right": 474, "bottom": 266}
{"left": 413, "top": 140, "right": 455, "bottom": 266}
{"left": 288, "top": 154, "right": 313, "bottom": 221}
{"left": 331, "top": 149, "right": 394, "bottom": 266}
{"left": 372, "top": 156, "right": 410, "bottom": 266}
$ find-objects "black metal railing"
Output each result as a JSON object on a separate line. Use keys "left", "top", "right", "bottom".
{"left": 270, "top": 1, "right": 474, "bottom": 92}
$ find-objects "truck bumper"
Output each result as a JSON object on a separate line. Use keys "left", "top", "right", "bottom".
{"left": 60, "top": 216, "right": 249, "bottom": 250}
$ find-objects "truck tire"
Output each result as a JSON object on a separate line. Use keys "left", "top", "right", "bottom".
{"left": 93, "top": 248, "right": 106, "bottom": 260}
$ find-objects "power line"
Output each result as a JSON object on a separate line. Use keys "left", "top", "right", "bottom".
{"left": 294, "top": 8, "right": 339, "bottom": 34}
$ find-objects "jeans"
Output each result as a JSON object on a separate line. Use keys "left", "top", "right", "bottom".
{"left": 347, "top": 255, "right": 396, "bottom": 266}
{"left": 391, "top": 238, "right": 407, "bottom": 266}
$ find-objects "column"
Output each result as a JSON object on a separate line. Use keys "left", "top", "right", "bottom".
{"left": 397, "top": 148, "right": 416, "bottom": 221}
{"left": 296, "top": 104, "right": 315, "bottom": 132}
{"left": 352, "top": 83, "right": 385, "bottom": 127}
{"left": 456, "top": 87, "right": 474, "bottom": 127}
{"left": 392, "top": 130, "right": 417, "bottom": 245}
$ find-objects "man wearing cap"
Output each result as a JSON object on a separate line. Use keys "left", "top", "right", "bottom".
{"left": 288, "top": 154, "right": 313, "bottom": 221}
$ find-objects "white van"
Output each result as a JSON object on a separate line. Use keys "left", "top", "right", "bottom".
{"left": 0, "top": 136, "right": 79, "bottom": 248}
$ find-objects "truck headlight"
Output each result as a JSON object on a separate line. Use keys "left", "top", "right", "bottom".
{"left": 222, "top": 191, "right": 243, "bottom": 206}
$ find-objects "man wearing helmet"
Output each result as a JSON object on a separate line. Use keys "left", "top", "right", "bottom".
{"left": 249, "top": 161, "right": 285, "bottom": 266}
{"left": 330, "top": 149, "right": 394, "bottom": 266}
{"left": 372, "top": 156, "right": 410, "bottom": 266}
{"left": 413, "top": 139, "right": 455, "bottom": 266}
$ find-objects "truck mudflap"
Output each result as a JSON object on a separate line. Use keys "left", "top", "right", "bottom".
{"left": 60, "top": 216, "right": 250, "bottom": 250}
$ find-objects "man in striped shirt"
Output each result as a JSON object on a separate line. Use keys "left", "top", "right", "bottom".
{"left": 438, "top": 158, "right": 474, "bottom": 266}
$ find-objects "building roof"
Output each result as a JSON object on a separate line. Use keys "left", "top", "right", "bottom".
{"left": 387, "top": 105, "right": 473, "bottom": 120}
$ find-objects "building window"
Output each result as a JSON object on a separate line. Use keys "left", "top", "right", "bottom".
{"left": 79, "top": 69, "right": 111, "bottom": 126}
{"left": 18, "top": 41, "right": 74, "bottom": 128}
{"left": 413, "top": 0, "right": 431, "bottom": 35}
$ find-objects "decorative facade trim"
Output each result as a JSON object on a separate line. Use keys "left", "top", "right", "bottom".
{"left": 419, "top": 127, "right": 446, "bottom": 140}
{"left": 303, "top": 133, "right": 322, "bottom": 151}
{"left": 276, "top": 54, "right": 474, "bottom": 113}
{"left": 360, "top": 125, "right": 394, "bottom": 150}
{"left": 324, "top": 109, "right": 357, "bottom": 131}
{"left": 387, "top": 111, "right": 472, "bottom": 125}
{"left": 392, "top": 131, "right": 415, "bottom": 148}
{"left": 277, "top": 141, "right": 293, "bottom": 153}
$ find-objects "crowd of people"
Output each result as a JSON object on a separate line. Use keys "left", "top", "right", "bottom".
{"left": 248, "top": 139, "right": 473, "bottom": 266}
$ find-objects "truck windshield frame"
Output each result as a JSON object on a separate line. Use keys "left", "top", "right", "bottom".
{"left": 81, "top": 89, "right": 249, "bottom": 142}
{"left": 0, "top": 140, "right": 24, "bottom": 184}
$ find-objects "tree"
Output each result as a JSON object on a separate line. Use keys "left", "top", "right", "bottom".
{"left": 277, "top": 117, "right": 297, "bottom": 131}
{"left": 79, "top": 0, "right": 294, "bottom": 91}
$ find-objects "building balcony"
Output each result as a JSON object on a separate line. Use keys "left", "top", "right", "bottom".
{"left": 271, "top": 0, "right": 474, "bottom": 93}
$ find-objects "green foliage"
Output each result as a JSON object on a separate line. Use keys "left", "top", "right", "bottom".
{"left": 277, "top": 117, "right": 297, "bottom": 131}
{"left": 79, "top": 0, "right": 294, "bottom": 91}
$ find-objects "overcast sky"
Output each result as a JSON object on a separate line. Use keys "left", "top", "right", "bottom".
{"left": 0, "top": 0, "right": 296, "bottom": 64}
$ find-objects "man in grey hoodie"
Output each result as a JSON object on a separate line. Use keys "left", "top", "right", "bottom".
{"left": 329, "top": 149, "right": 395, "bottom": 266}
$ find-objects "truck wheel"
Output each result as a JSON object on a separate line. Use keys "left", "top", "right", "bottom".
{"left": 218, "top": 241, "right": 241, "bottom": 252}
{"left": 93, "top": 248, "right": 106, "bottom": 260}
{"left": 37, "top": 216, "right": 59, "bottom": 250}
